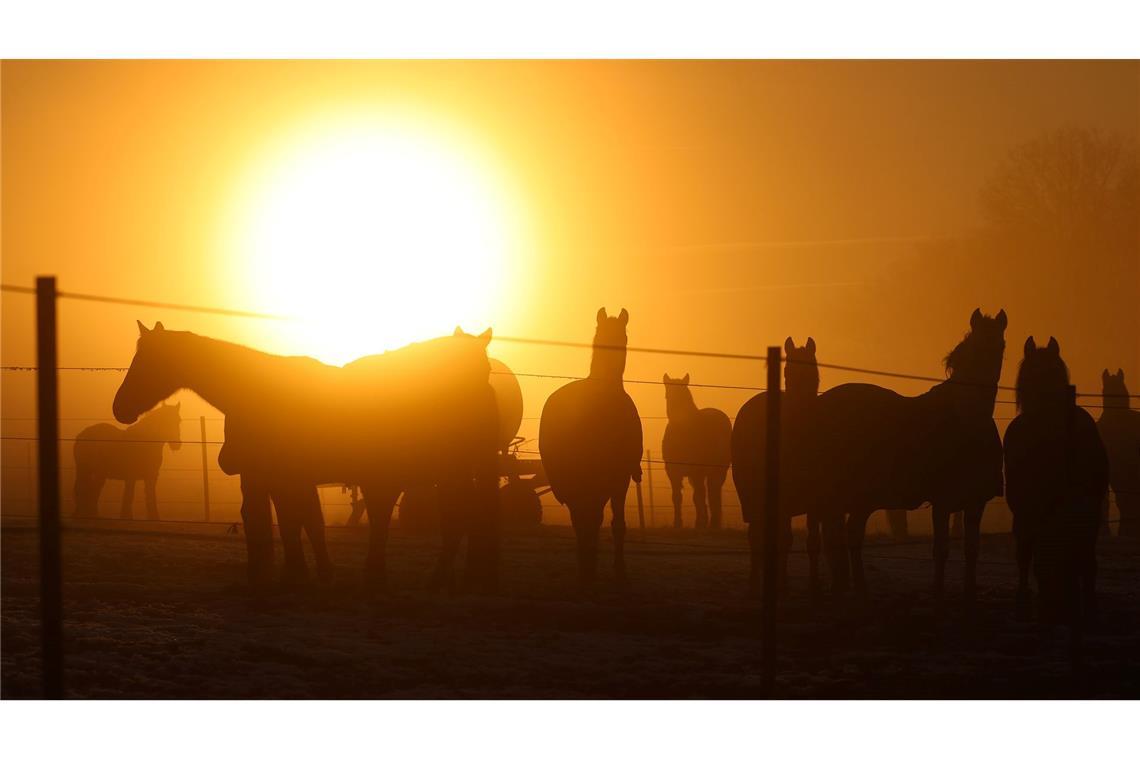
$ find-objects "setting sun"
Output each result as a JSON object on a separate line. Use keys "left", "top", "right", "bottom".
{"left": 230, "top": 114, "right": 522, "bottom": 364}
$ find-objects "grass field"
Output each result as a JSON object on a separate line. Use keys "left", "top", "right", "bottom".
{"left": 2, "top": 515, "right": 1138, "bottom": 698}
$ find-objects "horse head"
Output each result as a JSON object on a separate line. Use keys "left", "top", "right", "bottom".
{"left": 590, "top": 307, "right": 629, "bottom": 381}
{"left": 1016, "top": 335, "right": 1070, "bottom": 415}
{"left": 1102, "top": 368, "right": 1130, "bottom": 410}
{"left": 114, "top": 321, "right": 181, "bottom": 424}
{"left": 450, "top": 326, "right": 494, "bottom": 383}
{"left": 151, "top": 401, "right": 183, "bottom": 451}
{"left": 783, "top": 337, "right": 820, "bottom": 398}
{"left": 662, "top": 372, "right": 694, "bottom": 418}
{"left": 943, "top": 308, "right": 1008, "bottom": 413}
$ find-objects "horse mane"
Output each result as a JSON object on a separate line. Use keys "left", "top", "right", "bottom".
{"left": 942, "top": 333, "right": 971, "bottom": 376}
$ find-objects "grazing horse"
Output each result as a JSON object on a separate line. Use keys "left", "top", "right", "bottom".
{"left": 539, "top": 308, "right": 643, "bottom": 588}
{"left": 732, "top": 337, "right": 822, "bottom": 596}
{"left": 804, "top": 309, "right": 1007, "bottom": 599}
{"left": 1004, "top": 338, "right": 1108, "bottom": 622}
{"left": 112, "top": 321, "right": 500, "bottom": 593}
{"left": 1097, "top": 369, "right": 1140, "bottom": 538}
{"left": 662, "top": 373, "right": 732, "bottom": 529}
{"left": 74, "top": 402, "right": 182, "bottom": 519}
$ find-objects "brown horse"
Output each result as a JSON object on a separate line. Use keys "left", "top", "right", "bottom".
{"left": 112, "top": 321, "right": 500, "bottom": 593}
{"left": 1005, "top": 337, "right": 1108, "bottom": 621}
{"left": 1097, "top": 369, "right": 1140, "bottom": 538}
{"left": 539, "top": 308, "right": 643, "bottom": 588}
{"left": 74, "top": 402, "right": 182, "bottom": 519}
{"left": 662, "top": 373, "right": 732, "bottom": 529}
{"left": 802, "top": 309, "right": 1007, "bottom": 599}
{"left": 731, "top": 337, "right": 821, "bottom": 596}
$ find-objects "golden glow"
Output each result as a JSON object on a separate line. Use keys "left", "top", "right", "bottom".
{"left": 231, "top": 112, "right": 523, "bottom": 365}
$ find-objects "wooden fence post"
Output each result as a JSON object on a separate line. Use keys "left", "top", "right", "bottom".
{"left": 762, "top": 345, "right": 781, "bottom": 697}
{"left": 646, "top": 448, "right": 655, "bottom": 527}
{"left": 36, "top": 276, "right": 64, "bottom": 699}
{"left": 635, "top": 477, "right": 646, "bottom": 530}
{"left": 199, "top": 416, "right": 210, "bottom": 522}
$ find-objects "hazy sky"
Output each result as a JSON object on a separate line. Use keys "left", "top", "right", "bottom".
{"left": 3, "top": 60, "right": 1137, "bottom": 518}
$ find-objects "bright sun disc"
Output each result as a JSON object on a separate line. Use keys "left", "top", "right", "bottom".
{"left": 234, "top": 116, "right": 519, "bottom": 365}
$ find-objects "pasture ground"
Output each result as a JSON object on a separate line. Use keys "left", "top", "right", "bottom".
{"left": 2, "top": 515, "right": 1138, "bottom": 698}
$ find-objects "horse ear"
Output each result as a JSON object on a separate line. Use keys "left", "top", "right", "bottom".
{"left": 137, "top": 320, "right": 149, "bottom": 336}
{"left": 596, "top": 307, "right": 608, "bottom": 325}
{"left": 682, "top": 373, "right": 690, "bottom": 385}
{"left": 453, "top": 326, "right": 464, "bottom": 337}
{"left": 1024, "top": 336, "right": 1036, "bottom": 357}
{"left": 174, "top": 402, "right": 181, "bottom": 411}
{"left": 1047, "top": 336, "right": 1060, "bottom": 354}
{"left": 995, "top": 309, "right": 1007, "bottom": 330}
{"left": 663, "top": 373, "right": 671, "bottom": 383}
{"left": 478, "top": 328, "right": 492, "bottom": 346}
{"left": 154, "top": 322, "right": 164, "bottom": 332}
{"left": 617, "top": 308, "right": 629, "bottom": 326}
{"left": 784, "top": 336, "right": 795, "bottom": 354}
{"left": 970, "top": 308, "right": 983, "bottom": 330}
{"left": 806, "top": 337, "right": 817, "bottom": 354}
{"left": 1117, "top": 368, "right": 1124, "bottom": 379}
{"left": 1103, "top": 369, "right": 1111, "bottom": 382}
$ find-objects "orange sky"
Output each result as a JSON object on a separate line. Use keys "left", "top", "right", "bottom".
{"left": 3, "top": 60, "right": 1137, "bottom": 522}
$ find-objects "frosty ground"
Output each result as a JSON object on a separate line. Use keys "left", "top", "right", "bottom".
{"left": 2, "top": 516, "right": 1138, "bottom": 698}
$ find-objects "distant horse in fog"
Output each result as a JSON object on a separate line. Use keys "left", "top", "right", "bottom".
{"left": 74, "top": 402, "right": 182, "bottom": 519}
{"left": 540, "top": 308, "right": 643, "bottom": 588}
{"left": 662, "top": 373, "right": 731, "bottom": 529}
{"left": 732, "top": 337, "right": 822, "bottom": 596}
{"left": 802, "top": 309, "right": 1007, "bottom": 599}
{"left": 112, "top": 321, "right": 500, "bottom": 593}
{"left": 1097, "top": 369, "right": 1140, "bottom": 538}
{"left": 1005, "top": 338, "right": 1108, "bottom": 623}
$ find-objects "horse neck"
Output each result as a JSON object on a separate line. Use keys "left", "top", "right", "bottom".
{"left": 785, "top": 386, "right": 817, "bottom": 410}
{"left": 666, "top": 391, "right": 698, "bottom": 421}
{"left": 165, "top": 333, "right": 269, "bottom": 414}
{"left": 588, "top": 343, "right": 626, "bottom": 384}
{"left": 130, "top": 414, "right": 167, "bottom": 440}
{"left": 926, "top": 371, "right": 998, "bottom": 418}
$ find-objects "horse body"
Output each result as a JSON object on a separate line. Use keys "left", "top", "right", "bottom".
{"left": 113, "top": 321, "right": 500, "bottom": 592}
{"left": 801, "top": 309, "right": 1007, "bottom": 598}
{"left": 1097, "top": 370, "right": 1140, "bottom": 538}
{"left": 539, "top": 308, "right": 643, "bottom": 587}
{"left": 1005, "top": 338, "right": 1108, "bottom": 622}
{"left": 732, "top": 338, "right": 823, "bottom": 594}
{"left": 73, "top": 403, "right": 182, "bottom": 519}
{"left": 661, "top": 374, "right": 731, "bottom": 529}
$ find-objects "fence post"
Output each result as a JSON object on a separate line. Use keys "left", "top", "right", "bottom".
{"left": 199, "top": 416, "right": 210, "bottom": 522}
{"left": 36, "top": 276, "right": 64, "bottom": 699}
{"left": 646, "top": 449, "right": 655, "bottom": 527}
{"left": 762, "top": 345, "right": 781, "bottom": 697}
{"left": 635, "top": 476, "right": 646, "bottom": 530}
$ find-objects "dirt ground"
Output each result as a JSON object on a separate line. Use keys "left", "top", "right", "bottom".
{"left": 2, "top": 515, "right": 1138, "bottom": 698}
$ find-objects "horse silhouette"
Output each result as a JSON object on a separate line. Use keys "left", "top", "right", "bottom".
{"left": 803, "top": 309, "right": 1007, "bottom": 599}
{"left": 73, "top": 402, "right": 182, "bottom": 519}
{"left": 1097, "top": 369, "right": 1140, "bottom": 538}
{"left": 539, "top": 308, "right": 643, "bottom": 588}
{"left": 113, "top": 321, "right": 500, "bottom": 593}
{"left": 661, "top": 373, "right": 732, "bottom": 529}
{"left": 1004, "top": 337, "right": 1108, "bottom": 622}
{"left": 732, "top": 337, "right": 822, "bottom": 596}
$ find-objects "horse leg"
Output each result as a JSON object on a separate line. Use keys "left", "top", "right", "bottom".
{"left": 668, "top": 472, "right": 684, "bottom": 528}
{"left": 240, "top": 475, "right": 275, "bottom": 590}
{"left": 822, "top": 513, "right": 849, "bottom": 594}
{"left": 846, "top": 510, "right": 871, "bottom": 598}
{"left": 963, "top": 501, "right": 985, "bottom": 602}
{"left": 692, "top": 476, "right": 709, "bottom": 530}
{"left": 273, "top": 490, "right": 308, "bottom": 589}
{"left": 707, "top": 471, "right": 726, "bottom": 530}
{"left": 432, "top": 479, "right": 466, "bottom": 595}
{"left": 886, "top": 509, "right": 908, "bottom": 540}
{"left": 144, "top": 478, "right": 159, "bottom": 520}
{"left": 299, "top": 487, "right": 333, "bottom": 585}
{"left": 807, "top": 512, "right": 823, "bottom": 601}
{"left": 950, "top": 510, "right": 964, "bottom": 539}
{"left": 361, "top": 484, "right": 399, "bottom": 594}
{"left": 74, "top": 469, "right": 96, "bottom": 517}
{"left": 746, "top": 522, "right": 762, "bottom": 598}
{"left": 1015, "top": 526, "right": 1033, "bottom": 609}
{"left": 466, "top": 453, "right": 502, "bottom": 594}
{"left": 931, "top": 503, "right": 950, "bottom": 598}
{"left": 570, "top": 501, "right": 605, "bottom": 591}
{"left": 611, "top": 480, "right": 629, "bottom": 585}
{"left": 120, "top": 479, "right": 136, "bottom": 519}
